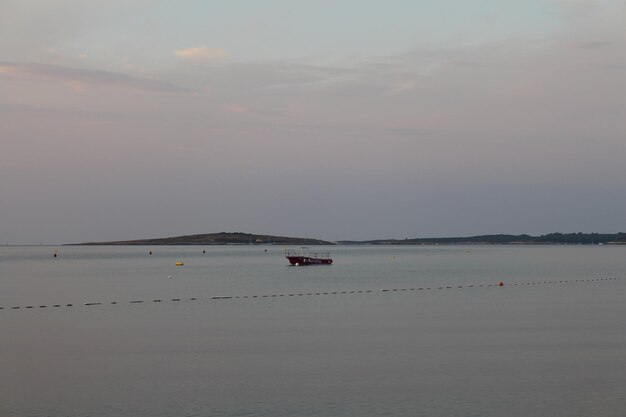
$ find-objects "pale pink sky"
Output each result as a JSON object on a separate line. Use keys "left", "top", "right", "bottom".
{"left": 1, "top": 1, "right": 625, "bottom": 243}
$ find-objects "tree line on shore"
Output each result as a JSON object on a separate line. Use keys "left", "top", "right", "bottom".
{"left": 75, "top": 232, "right": 626, "bottom": 246}
{"left": 338, "top": 232, "right": 626, "bottom": 245}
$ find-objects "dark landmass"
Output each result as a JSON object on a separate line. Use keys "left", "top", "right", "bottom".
{"left": 338, "top": 232, "right": 626, "bottom": 245}
{"left": 72, "top": 232, "right": 626, "bottom": 246}
{"left": 72, "top": 232, "right": 334, "bottom": 246}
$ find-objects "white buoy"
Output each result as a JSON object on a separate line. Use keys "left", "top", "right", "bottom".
{"left": 168, "top": 275, "right": 172, "bottom": 279}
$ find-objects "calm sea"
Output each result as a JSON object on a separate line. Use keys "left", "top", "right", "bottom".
{"left": 1, "top": 245, "right": 625, "bottom": 417}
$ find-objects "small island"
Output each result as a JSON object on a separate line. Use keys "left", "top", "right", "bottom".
{"left": 72, "top": 232, "right": 334, "bottom": 246}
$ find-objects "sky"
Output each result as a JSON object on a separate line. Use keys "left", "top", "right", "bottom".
{"left": 1, "top": 0, "right": 625, "bottom": 244}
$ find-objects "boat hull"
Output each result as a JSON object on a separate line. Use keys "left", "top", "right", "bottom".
{"left": 286, "top": 256, "right": 333, "bottom": 265}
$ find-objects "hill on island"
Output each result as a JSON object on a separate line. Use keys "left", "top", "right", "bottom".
{"left": 73, "top": 232, "right": 334, "bottom": 246}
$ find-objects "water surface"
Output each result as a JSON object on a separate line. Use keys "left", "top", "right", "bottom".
{"left": 1, "top": 245, "right": 625, "bottom": 416}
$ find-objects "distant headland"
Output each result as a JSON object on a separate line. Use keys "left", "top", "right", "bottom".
{"left": 337, "top": 232, "right": 626, "bottom": 245}
{"left": 70, "top": 232, "right": 626, "bottom": 246}
{"left": 71, "top": 232, "right": 334, "bottom": 246}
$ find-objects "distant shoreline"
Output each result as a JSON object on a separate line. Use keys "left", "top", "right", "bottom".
{"left": 339, "top": 232, "right": 626, "bottom": 245}
{"left": 61, "top": 232, "right": 626, "bottom": 246}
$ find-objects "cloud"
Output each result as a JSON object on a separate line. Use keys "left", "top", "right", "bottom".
{"left": 0, "top": 62, "right": 191, "bottom": 93}
{"left": 174, "top": 47, "right": 229, "bottom": 62}
{"left": 551, "top": 0, "right": 603, "bottom": 22}
{"left": 0, "top": 64, "right": 19, "bottom": 75}
{"left": 573, "top": 40, "right": 613, "bottom": 49}
{"left": 384, "top": 80, "right": 417, "bottom": 95}
{"left": 224, "top": 103, "right": 247, "bottom": 113}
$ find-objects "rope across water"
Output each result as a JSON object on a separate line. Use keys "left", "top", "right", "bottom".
{"left": 1, "top": 277, "right": 621, "bottom": 311}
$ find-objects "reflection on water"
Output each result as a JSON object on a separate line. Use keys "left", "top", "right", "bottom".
{"left": 1, "top": 245, "right": 625, "bottom": 416}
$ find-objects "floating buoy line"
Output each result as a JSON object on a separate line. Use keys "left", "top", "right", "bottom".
{"left": 1, "top": 277, "right": 621, "bottom": 312}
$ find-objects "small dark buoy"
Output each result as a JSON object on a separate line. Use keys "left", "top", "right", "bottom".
{"left": 149, "top": 251, "right": 152, "bottom": 255}
{"left": 53, "top": 253, "right": 57, "bottom": 258}
{"left": 498, "top": 281, "right": 504, "bottom": 287}
{"left": 203, "top": 250, "right": 206, "bottom": 254}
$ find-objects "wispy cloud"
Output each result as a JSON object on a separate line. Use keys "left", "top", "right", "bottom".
{"left": 383, "top": 80, "right": 417, "bottom": 96}
{"left": 174, "top": 46, "right": 229, "bottom": 62}
{"left": 224, "top": 103, "right": 247, "bottom": 113}
{"left": 0, "top": 64, "right": 19, "bottom": 75}
{"left": 551, "top": 0, "right": 603, "bottom": 22}
{"left": 0, "top": 62, "right": 191, "bottom": 93}
{"left": 572, "top": 40, "right": 613, "bottom": 49}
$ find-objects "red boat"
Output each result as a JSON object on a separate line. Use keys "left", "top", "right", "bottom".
{"left": 285, "top": 247, "right": 333, "bottom": 265}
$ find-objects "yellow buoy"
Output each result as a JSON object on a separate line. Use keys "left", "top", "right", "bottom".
{"left": 175, "top": 262, "right": 184, "bottom": 266}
